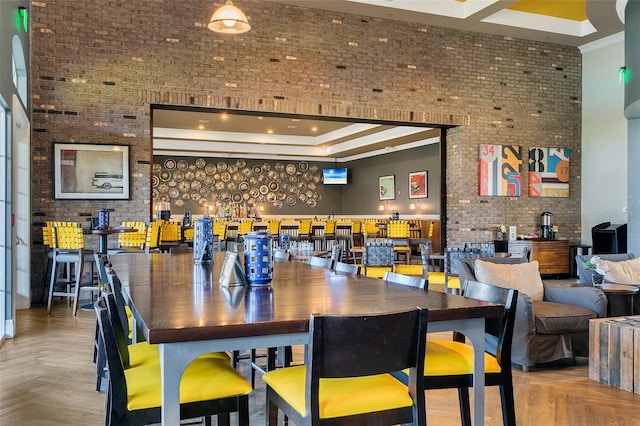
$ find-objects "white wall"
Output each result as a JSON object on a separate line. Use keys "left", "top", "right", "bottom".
{"left": 580, "top": 34, "right": 628, "bottom": 245}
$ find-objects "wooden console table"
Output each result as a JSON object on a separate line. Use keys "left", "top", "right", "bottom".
{"left": 507, "top": 240, "right": 569, "bottom": 275}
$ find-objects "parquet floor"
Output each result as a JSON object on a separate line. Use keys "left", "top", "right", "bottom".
{"left": 2, "top": 299, "right": 640, "bottom": 425}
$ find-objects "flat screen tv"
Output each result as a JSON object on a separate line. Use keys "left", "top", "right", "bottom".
{"left": 323, "top": 168, "right": 348, "bottom": 185}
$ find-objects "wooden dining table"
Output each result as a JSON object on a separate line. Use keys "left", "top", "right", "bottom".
{"left": 109, "top": 252, "right": 503, "bottom": 426}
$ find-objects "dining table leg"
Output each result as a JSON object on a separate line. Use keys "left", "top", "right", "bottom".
{"left": 429, "top": 317, "right": 485, "bottom": 426}
{"left": 158, "top": 343, "right": 188, "bottom": 426}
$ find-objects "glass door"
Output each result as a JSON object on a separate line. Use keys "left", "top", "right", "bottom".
{"left": 0, "top": 97, "right": 7, "bottom": 341}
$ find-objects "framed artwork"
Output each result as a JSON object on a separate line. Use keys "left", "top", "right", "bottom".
{"left": 379, "top": 174, "right": 395, "bottom": 200}
{"left": 479, "top": 144, "right": 522, "bottom": 196}
{"left": 529, "top": 147, "right": 570, "bottom": 197}
{"left": 53, "top": 143, "right": 130, "bottom": 200}
{"left": 408, "top": 171, "right": 428, "bottom": 199}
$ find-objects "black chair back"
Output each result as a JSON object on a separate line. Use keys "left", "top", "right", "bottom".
{"left": 94, "top": 297, "right": 130, "bottom": 420}
{"left": 383, "top": 271, "right": 427, "bottom": 290}
{"left": 306, "top": 308, "right": 428, "bottom": 425}
{"left": 308, "top": 256, "right": 334, "bottom": 269}
{"left": 333, "top": 261, "right": 360, "bottom": 275}
{"left": 462, "top": 280, "right": 518, "bottom": 369}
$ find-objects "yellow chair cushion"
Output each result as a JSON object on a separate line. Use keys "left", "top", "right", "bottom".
{"left": 426, "top": 272, "right": 446, "bottom": 286}
{"left": 424, "top": 340, "right": 501, "bottom": 376}
{"left": 428, "top": 273, "right": 461, "bottom": 289}
{"left": 394, "top": 265, "right": 423, "bottom": 276}
{"left": 365, "top": 266, "right": 393, "bottom": 278}
{"left": 125, "top": 305, "right": 134, "bottom": 341}
{"left": 447, "top": 276, "right": 460, "bottom": 289}
{"left": 262, "top": 365, "right": 413, "bottom": 419}
{"left": 124, "top": 358, "right": 252, "bottom": 411}
{"left": 128, "top": 343, "right": 230, "bottom": 368}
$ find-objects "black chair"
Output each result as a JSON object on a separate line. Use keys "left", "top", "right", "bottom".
{"left": 94, "top": 296, "right": 251, "bottom": 426}
{"left": 333, "top": 261, "right": 361, "bottom": 275}
{"left": 422, "top": 280, "right": 518, "bottom": 426}
{"left": 263, "top": 308, "right": 428, "bottom": 425}
{"left": 383, "top": 271, "right": 427, "bottom": 290}
{"left": 308, "top": 255, "right": 334, "bottom": 269}
{"left": 274, "top": 249, "right": 291, "bottom": 261}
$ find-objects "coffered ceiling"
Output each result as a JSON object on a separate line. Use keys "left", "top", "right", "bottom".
{"left": 153, "top": 0, "right": 626, "bottom": 162}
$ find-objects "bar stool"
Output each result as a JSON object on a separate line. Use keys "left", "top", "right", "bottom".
{"left": 335, "top": 220, "right": 353, "bottom": 262}
{"left": 46, "top": 222, "right": 95, "bottom": 316}
{"left": 310, "top": 221, "right": 326, "bottom": 251}
{"left": 213, "top": 220, "right": 227, "bottom": 252}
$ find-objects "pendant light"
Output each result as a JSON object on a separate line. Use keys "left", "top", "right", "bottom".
{"left": 208, "top": 0, "right": 251, "bottom": 34}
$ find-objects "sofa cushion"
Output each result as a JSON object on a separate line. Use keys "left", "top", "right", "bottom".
{"left": 474, "top": 259, "right": 544, "bottom": 301}
{"left": 601, "top": 257, "right": 640, "bottom": 284}
{"left": 532, "top": 300, "right": 596, "bottom": 334}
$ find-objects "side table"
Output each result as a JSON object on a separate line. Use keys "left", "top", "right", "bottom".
{"left": 599, "top": 283, "right": 638, "bottom": 316}
{"left": 574, "top": 283, "right": 638, "bottom": 316}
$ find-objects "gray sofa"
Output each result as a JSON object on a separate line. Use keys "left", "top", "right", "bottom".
{"left": 575, "top": 253, "right": 638, "bottom": 315}
{"left": 456, "top": 257, "right": 607, "bottom": 370}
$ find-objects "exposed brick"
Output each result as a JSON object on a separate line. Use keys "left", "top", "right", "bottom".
{"left": 29, "top": 0, "right": 581, "bottom": 290}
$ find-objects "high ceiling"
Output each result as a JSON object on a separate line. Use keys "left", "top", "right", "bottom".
{"left": 269, "top": 0, "right": 626, "bottom": 47}
{"left": 153, "top": 0, "right": 626, "bottom": 161}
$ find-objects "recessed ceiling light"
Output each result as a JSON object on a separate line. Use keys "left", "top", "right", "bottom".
{"left": 267, "top": 129, "right": 274, "bottom": 134}
{"left": 258, "top": 116, "right": 264, "bottom": 120}
{"left": 311, "top": 126, "right": 318, "bottom": 132}
{"left": 220, "top": 113, "right": 228, "bottom": 120}
{"left": 198, "top": 124, "right": 205, "bottom": 130}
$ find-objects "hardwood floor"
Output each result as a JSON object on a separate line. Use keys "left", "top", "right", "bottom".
{"left": 2, "top": 300, "right": 640, "bottom": 425}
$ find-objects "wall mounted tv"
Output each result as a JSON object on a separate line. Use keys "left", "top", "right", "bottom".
{"left": 323, "top": 168, "right": 348, "bottom": 185}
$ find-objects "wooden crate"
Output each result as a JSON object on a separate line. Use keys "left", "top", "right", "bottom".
{"left": 589, "top": 317, "right": 640, "bottom": 394}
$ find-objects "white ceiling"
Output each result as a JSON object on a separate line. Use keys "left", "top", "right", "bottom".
{"left": 153, "top": 0, "right": 626, "bottom": 161}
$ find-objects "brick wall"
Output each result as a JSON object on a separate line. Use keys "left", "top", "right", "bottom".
{"left": 30, "top": 0, "right": 581, "bottom": 293}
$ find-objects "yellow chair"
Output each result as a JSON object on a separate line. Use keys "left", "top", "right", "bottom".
{"left": 263, "top": 309, "right": 428, "bottom": 426}
{"left": 93, "top": 261, "right": 232, "bottom": 391}
{"left": 363, "top": 238, "right": 394, "bottom": 278}
{"left": 292, "top": 219, "right": 312, "bottom": 242}
{"left": 211, "top": 220, "right": 227, "bottom": 251}
{"left": 95, "top": 296, "right": 251, "bottom": 425}
{"left": 335, "top": 220, "right": 353, "bottom": 260}
{"left": 159, "top": 221, "right": 181, "bottom": 245}
{"left": 393, "top": 264, "right": 424, "bottom": 277}
{"left": 268, "top": 219, "right": 280, "bottom": 239}
{"left": 145, "top": 220, "right": 164, "bottom": 252}
{"left": 350, "top": 219, "right": 378, "bottom": 264}
{"left": 115, "top": 221, "right": 147, "bottom": 251}
{"left": 388, "top": 220, "right": 411, "bottom": 264}
{"left": 46, "top": 222, "right": 94, "bottom": 316}
{"left": 421, "top": 281, "right": 518, "bottom": 425}
{"left": 41, "top": 221, "right": 60, "bottom": 304}
{"left": 237, "top": 219, "right": 254, "bottom": 249}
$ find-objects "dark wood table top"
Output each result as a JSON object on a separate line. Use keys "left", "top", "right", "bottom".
{"left": 91, "top": 226, "right": 134, "bottom": 235}
{"left": 109, "top": 252, "right": 503, "bottom": 345}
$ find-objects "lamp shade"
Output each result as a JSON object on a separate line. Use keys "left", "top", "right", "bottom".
{"left": 208, "top": 0, "right": 251, "bottom": 34}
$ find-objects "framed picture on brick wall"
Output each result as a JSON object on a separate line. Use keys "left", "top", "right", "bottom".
{"left": 53, "top": 143, "right": 130, "bottom": 200}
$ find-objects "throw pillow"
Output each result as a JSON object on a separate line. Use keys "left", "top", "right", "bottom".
{"left": 474, "top": 259, "right": 544, "bottom": 301}
{"left": 600, "top": 257, "right": 640, "bottom": 284}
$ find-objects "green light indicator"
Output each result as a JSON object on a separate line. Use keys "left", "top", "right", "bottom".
{"left": 619, "top": 66, "right": 631, "bottom": 84}
{"left": 16, "top": 7, "right": 28, "bottom": 33}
